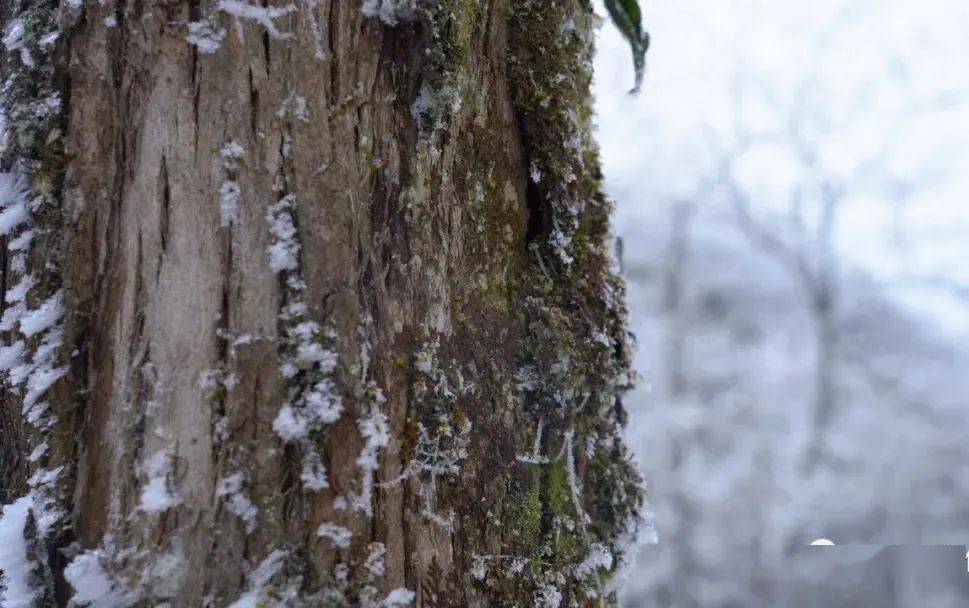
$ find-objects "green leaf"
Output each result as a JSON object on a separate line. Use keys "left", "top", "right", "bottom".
{"left": 605, "top": 0, "right": 651, "bottom": 94}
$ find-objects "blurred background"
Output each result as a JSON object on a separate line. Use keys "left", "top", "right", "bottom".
{"left": 591, "top": 0, "right": 969, "bottom": 605}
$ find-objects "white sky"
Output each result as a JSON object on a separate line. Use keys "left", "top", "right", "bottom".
{"left": 592, "top": 0, "right": 969, "bottom": 335}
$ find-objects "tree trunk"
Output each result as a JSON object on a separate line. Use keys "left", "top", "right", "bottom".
{"left": 0, "top": 1, "right": 645, "bottom": 607}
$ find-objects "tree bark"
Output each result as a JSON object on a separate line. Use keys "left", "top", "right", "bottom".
{"left": 0, "top": 1, "right": 645, "bottom": 607}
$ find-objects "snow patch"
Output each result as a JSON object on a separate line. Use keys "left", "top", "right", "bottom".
{"left": 361, "top": 0, "right": 417, "bottom": 27}
{"left": 573, "top": 543, "right": 613, "bottom": 579}
{"left": 534, "top": 582, "right": 563, "bottom": 608}
{"left": 276, "top": 93, "right": 310, "bottom": 123}
{"left": 300, "top": 448, "right": 329, "bottom": 491}
{"left": 227, "top": 549, "right": 288, "bottom": 608}
{"left": 218, "top": 1, "right": 296, "bottom": 40}
{"left": 216, "top": 473, "right": 259, "bottom": 533}
{"left": 2, "top": 19, "right": 32, "bottom": 67}
{"left": 219, "top": 180, "right": 241, "bottom": 226}
{"left": 186, "top": 19, "right": 226, "bottom": 54}
{"left": 302, "top": 0, "right": 326, "bottom": 60}
{"left": 343, "top": 387, "right": 389, "bottom": 514}
{"left": 64, "top": 551, "right": 137, "bottom": 608}
{"left": 0, "top": 497, "right": 36, "bottom": 608}
{"left": 5, "top": 275, "right": 35, "bottom": 304}
{"left": 18, "top": 291, "right": 63, "bottom": 337}
{"left": 317, "top": 522, "right": 352, "bottom": 548}
{"left": 265, "top": 194, "right": 300, "bottom": 272}
{"left": 383, "top": 588, "right": 416, "bottom": 607}
{"left": 0, "top": 171, "right": 29, "bottom": 236}
{"left": 0, "top": 340, "right": 25, "bottom": 371}
{"left": 218, "top": 141, "right": 244, "bottom": 226}
{"left": 138, "top": 451, "right": 180, "bottom": 513}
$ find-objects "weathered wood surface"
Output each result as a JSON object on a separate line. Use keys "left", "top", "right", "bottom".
{"left": 0, "top": 2, "right": 645, "bottom": 606}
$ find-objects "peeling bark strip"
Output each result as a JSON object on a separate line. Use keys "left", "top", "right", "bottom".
{"left": 0, "top": 1, "right": 649, "bottom": 607}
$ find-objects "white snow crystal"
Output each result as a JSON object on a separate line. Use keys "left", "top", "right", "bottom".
{"left": 5, "top": 275, "right": 36, "bottom": 303}
{"left": 27, "top": 442, "right": 47, "bottom": 462}
{"left": 140, "top": 476, "right": 177, "bottom": 513}
{"left": 227, "top": 549, "right": 287, "bottom": 608}
{"left": 383, "top": 587, "right": 415, "bottom": 607}
{"left": 317, "top": 522, "right": 352, "bottom": 548}
{"left": 0, "top": 170, "right": 28, "bottom": 216}
{"left": 300, "top": 448, "right": 329, "bottom": 491}
{"left": 272, "top": 405, "right": 308, "bottom": 441}
{"left": 64, "top": 551, "right": 136, "bottom": 608}
{"left": 18, "top": 291, "right": 63, "bottom": 337}
{"left": 574, "top": 543, "right": 613, "bottom": 579}
{"left": 276, "top": 93, "right": 310, "bottom": 122}
{"left": 139, "top": 451, "right": 180, "bottom": 513}
{"left": 0, "top": 497, "right": 36, "bottom": 608}
{"left": 2, "top": 19, "right": 32, "bottom": 67}
{"left": 296, "top": 341, "right": 338, "bottom": 371}
{"left": 534, "top": 582, "right": 563, "bottom": 608}
{"left": 303, "top": 0, "right": 326, "bottom": 60}
{"left": 364, "top": 542, "right": 387, "bottom": 577}
{"left": 361, "top": 0, "right": 417, "bottom": 27}
{"left": 530, "top": 162, "right": 542, "bottom": 183}
{"left": 38, "top": 31, "right": 58, "bottom": 49}
{"left": 356, "top": 405, "right": 390, "bottom": 472}
{"left": 0, "top": 198, "right": 28, "bottom": 236}
{"left": 218, "top": 142, "right": 244, "bottom": 226}
{"left": 410, "top": 84, "right": 434, "bottom": 122}
{"left": 471, "top": 555, "right": 488, "bottom": 581}
{"left": 0, "top": 340, "right": 25, "bottom": 371}
{"left": 304, "top": 379, "right": 342, "bottom": 422}
{"left": 265, "top": 195, "right": 300, "bottom": 272}
{"left": 24, "top": 363, "right": 67, "bottom": 408}
{"left": 186, "top": 19, "right": 226, "bottom": 54}
{"left": 550, "top": 227, "right": 574, "bottom": 265}
{"left": 218, "top": 1, "right": 297, "bottom": 40}
{"left": 219, "top": 180, "right": 241, "bottom": 226}
{"left": 220, "top": 141, "right": 245, "bottom": 168}
{"left": 8, "top": 229, "right": 36, "bottom": 251}
{"left": 0, "top": 301, "right": 25, "bottom": 332}
{"left": 216, "top": 473, "right": 259, "bottom": 533}
{"left": 273, "top": 385, "right": 342, "bottom": 442}
{"left": 250, "top": 550, "right": 287, "bottom": 587}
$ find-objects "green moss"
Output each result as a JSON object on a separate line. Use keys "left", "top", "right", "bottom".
{"left": 545, "top": 460, "right": 572, "bottom": 518}
{"left": 426, "top": 0, "right": 482, "bottom": 75}
{"left": 519, "top": 485, "right": 543, "bottom": 546}
{"left": 368, "top": 1, "right": 644, "bottom": 605}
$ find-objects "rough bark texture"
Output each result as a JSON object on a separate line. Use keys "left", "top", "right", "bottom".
{"left": 0, "top": 1, "right": 645, "bottom": 606}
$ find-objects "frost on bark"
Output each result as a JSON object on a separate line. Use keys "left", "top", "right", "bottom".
{"left": 0, "top": 1, "right": 647, "bottom": 607}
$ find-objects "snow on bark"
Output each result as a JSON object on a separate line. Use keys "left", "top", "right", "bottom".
{"left": 265, "top": 194, "right": 300, "bottom": 272}
{"left": 218, "top": 0, "right": 297, "bottom": 40}
{"left": 63, "top": 551, "right": 137, "bottom": 608}
{"left": 186, "top": 19, "right": 227, "bottom": 54}
{"left": 215, "top": 473, "right": 259, "bottom": 533}
{"left": 138, "top": 451, "right": 181, "bottom": 513}
{"left": 361, "top": 0, "right": 418, "bottom": 26}
{"left": 0, "top": 497, "right": 35, "bottom": 608}
{"left": 0, "top": 1, "right": 647, "bottom": 605}
{"left": 218, "top": 141, "right": 245, "bottom": 226}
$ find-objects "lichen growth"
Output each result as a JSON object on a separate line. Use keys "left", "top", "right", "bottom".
{"left": 463, "top": 0, "right": 648, "bottom": 604}
{"left": 367, "top": 0, "right": 648, "bottom": 603}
